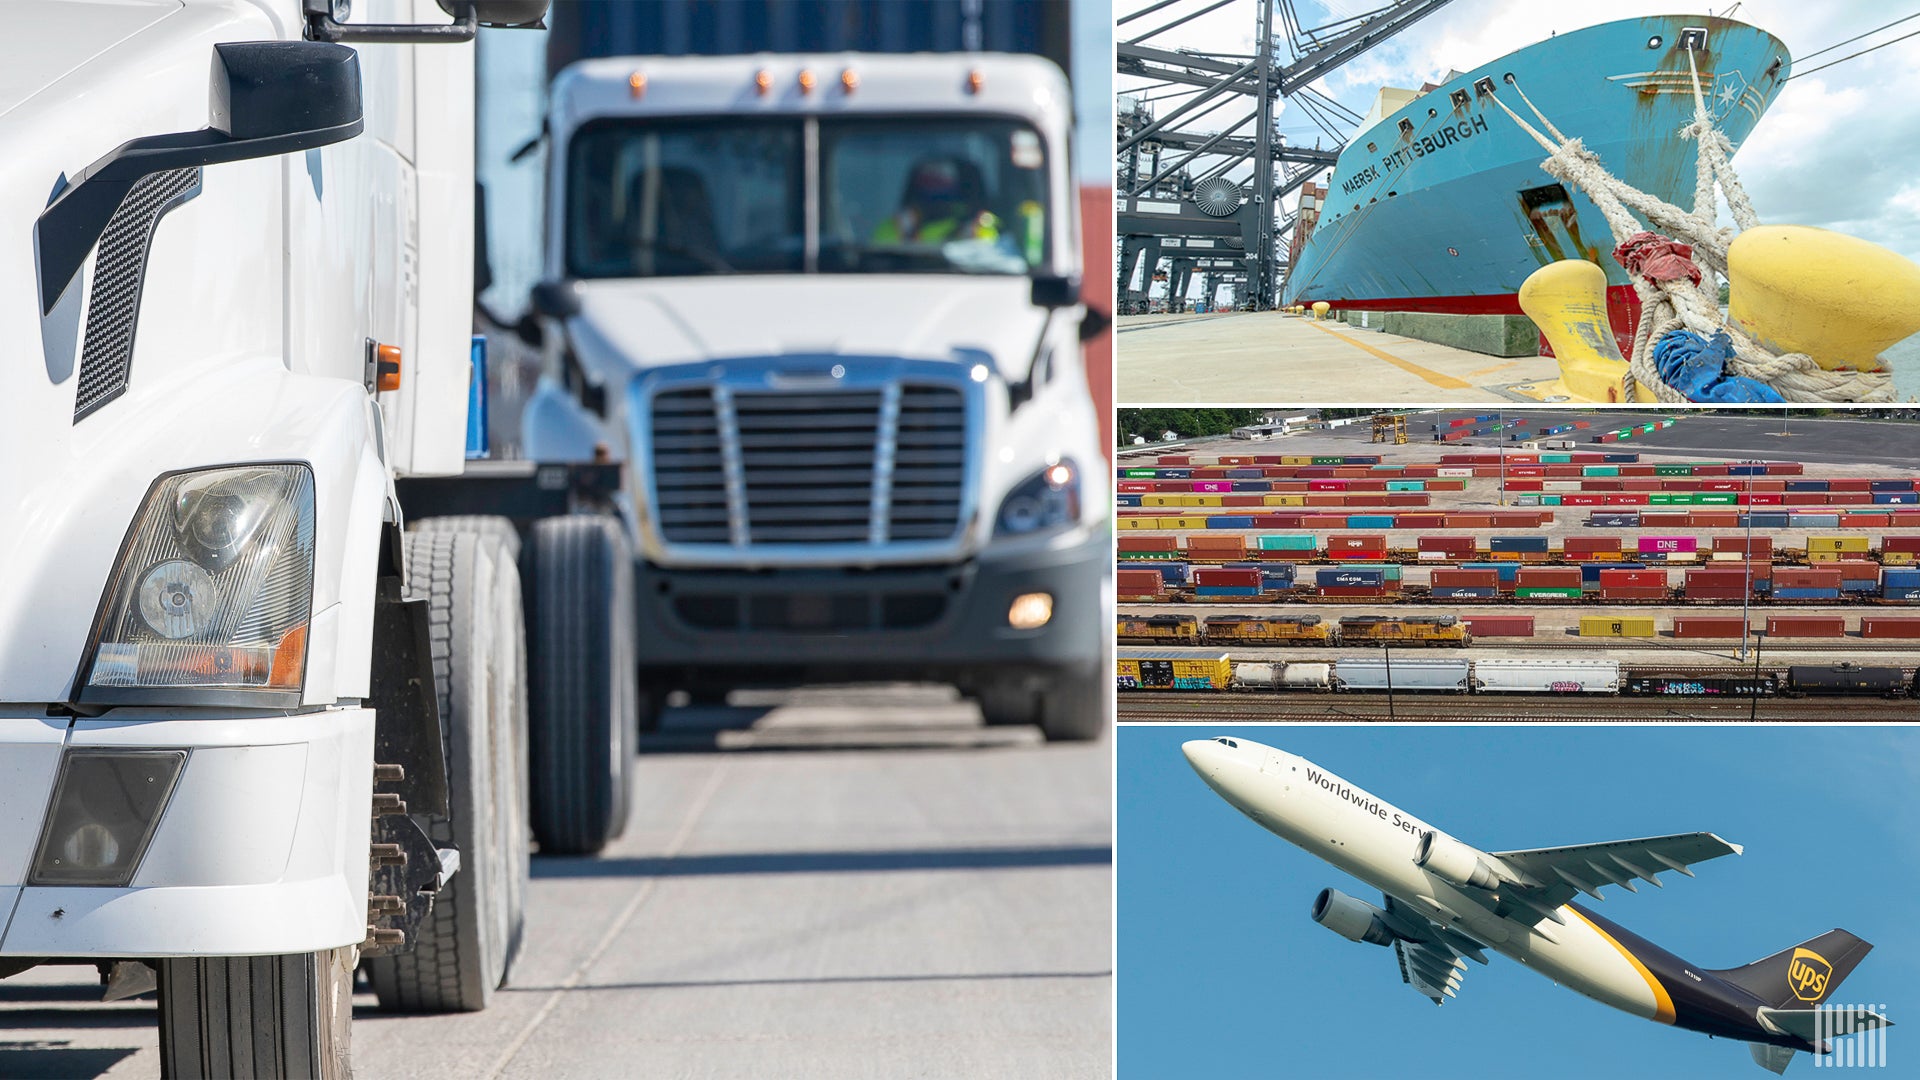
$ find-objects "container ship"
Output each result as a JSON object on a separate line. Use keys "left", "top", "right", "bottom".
{"left": 1281, "top": 15, "right": 1790, "bottom": 351}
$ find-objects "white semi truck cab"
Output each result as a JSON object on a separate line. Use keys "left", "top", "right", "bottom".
{"left": 519, "top": 54, "right": 1111, "bottom": 740}
{"left": 0, "top": 3, "right": 571, "bottom": 1076}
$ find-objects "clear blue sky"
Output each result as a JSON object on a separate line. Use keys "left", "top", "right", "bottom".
{"left": 1119, "top": 725, "right": 1919, "bottom": 1079}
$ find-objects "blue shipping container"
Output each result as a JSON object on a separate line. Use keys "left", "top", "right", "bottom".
{"left": 1230, "top": 481, "right": 1272, "bottom": 491}
{"left": 1489, "top": 535, "right": 1550, "bottom": 552}
{"left": 1431, "top": 586, "right": 1499, "bottom": 599}
{"left": 1462, "top": 562, "right": 1522, "bottom": 583}
{"left": 1741, "top": 514, "right": 1791, "bottom": 528}
{"left": 1790, "top": 514, "right": 1841, "bottom": 528}
{"left": 1874, "top": 493, "right": 1918, "bottom": 504}
{"left": 1773, "top": 587, "right": 1842, "bottom": 600}
{"left": 1785, "top": 480, "right": 1830, "bottom": 492}
{"left": 1589, "top": 513, "right": 1641, "bottom": 527}
{"left": 1117, "top": 495, "right": 1142, "bottom": 507}
{"left": 1225, "top": 468, "right": 1264, "bottom": 478}
{"left": 1196, "top": 586, "right": 1261, "bottom": 597}
{"left": 1317, "top": 569, "right": 1386, "bottom": 587}
{"left": 1205, "top": 516, "right": 1255, "bottom": 528}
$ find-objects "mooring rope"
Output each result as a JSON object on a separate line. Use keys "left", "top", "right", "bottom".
{"left": 1484, "top": 53, "right": 1891, "bottom": 403}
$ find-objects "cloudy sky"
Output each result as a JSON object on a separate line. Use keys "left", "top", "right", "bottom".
{"left": 1117, "top": 0, "right": 1920, "bottom": 294}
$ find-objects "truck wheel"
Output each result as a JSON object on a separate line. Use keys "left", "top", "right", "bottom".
{"left": 526, "top": 515, "right": 635, "bottom": 854}
{"left": 157, "top": 946, "right": 354, "bottom": 1079}
{"left": 975, "top": 683, "right": 1039, "bottom": 727}
{"left": 365, "top": 530, "right": 522, "bottom": 1011}
{"left": 411, "top": 513, "right": 521, "bottom": 562}
{"left": 1035, "top": 666, "right": 1107, "bottom": 743}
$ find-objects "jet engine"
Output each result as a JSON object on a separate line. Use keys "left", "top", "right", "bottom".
{"left": 1310, "top": 888, "right": 1397, "bottom": 947}
{"left": 1416, "top": 830, "right": 1507, "bottom": 891}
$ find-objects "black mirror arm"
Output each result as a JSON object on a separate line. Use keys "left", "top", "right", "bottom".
{"left": 35, "top": 117, "right": 363, "bottom": 315}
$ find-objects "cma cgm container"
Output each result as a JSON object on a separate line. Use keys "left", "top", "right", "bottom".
{"left": 1334, "top": 658, "right": 1471, "bottom": 693}
{"left": 1885, "top": 568, "right": 1920, "bottom": 600}
{"left": 1474, "top": 659, "right": 1621, "bottom": 694}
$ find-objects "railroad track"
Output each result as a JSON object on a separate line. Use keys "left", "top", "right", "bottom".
{"left": 1116, "top": 639, "right": 1920, "bottom": 655}
{"left": 1117, "top": 692, "right": 1919, "bottom": 723}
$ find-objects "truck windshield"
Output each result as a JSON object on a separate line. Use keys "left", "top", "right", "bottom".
{"left": 565, "top": 116, "right": 1048, "bottom": 279}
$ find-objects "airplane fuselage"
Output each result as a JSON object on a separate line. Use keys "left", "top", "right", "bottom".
{"left": 1183, "top": 737, "right": 1802, "bottom": 1049}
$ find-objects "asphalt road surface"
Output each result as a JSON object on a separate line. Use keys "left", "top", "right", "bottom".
{"left": 0, "top": 688, "right": 1113, "bottom": 1080}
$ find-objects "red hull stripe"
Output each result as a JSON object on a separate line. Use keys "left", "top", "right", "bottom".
{"left": 1316, "top": 285, "right": 1641, "bottom": 316}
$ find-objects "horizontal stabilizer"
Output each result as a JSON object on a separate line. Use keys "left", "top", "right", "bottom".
{"left": 1749, "top": 1042, "right": 1795, "bottom": 1074}
{"left": 1757, "top": 1005, "right": 1893, "bottom": 1043}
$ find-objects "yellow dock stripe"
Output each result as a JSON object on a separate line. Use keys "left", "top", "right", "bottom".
{"left": 1303, "top": 321, "right": 1475, "bottom": 390}
{"left": 1567, "top": 906, "right": 1676, "bottom": 1025}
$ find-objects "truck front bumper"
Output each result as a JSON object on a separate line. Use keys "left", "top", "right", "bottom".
{"left": 634, "top": 529, "right": 1109, "bottom": 688}
{"left": 0, "top": 708, "right": 373, "bottom": 958}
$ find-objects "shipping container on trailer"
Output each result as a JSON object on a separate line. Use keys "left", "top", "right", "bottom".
{"left": 1673, "top": 616, "right": 1752, "bottom": 638}
{"left": 1473, "top": 658, "right": 1621, "bottom": 693}
{"left": 1765, "top": 616, "right": 1847, "bottom": 638}
{"left": 1333, "top": 658, "right": 1472, "bottom": 692}
{"left": 1461, "top": 615, "right": 1535, "bottom": 637}
{"left": 1579, "top": 616, "right": 1658, "bottom": 638}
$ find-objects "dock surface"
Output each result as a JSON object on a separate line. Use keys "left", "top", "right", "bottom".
{"left": 1118, "top": 311, "right": 1562, "bottom": 402}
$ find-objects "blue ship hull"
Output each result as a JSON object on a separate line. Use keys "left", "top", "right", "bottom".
{"left": 1282, "top": 15, "right": 1789, "bottom": 344}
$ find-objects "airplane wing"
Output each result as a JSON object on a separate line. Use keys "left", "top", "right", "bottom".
{"left": 1486, "top": 832, "right": 1742, "bottom": 922}
{"left": 1381, "top": 895, "right": 1488, "bottom": 1005}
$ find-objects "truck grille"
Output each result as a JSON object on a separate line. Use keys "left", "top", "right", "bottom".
{"left": 649, "top": 382, "right": 967, "bottom": 549}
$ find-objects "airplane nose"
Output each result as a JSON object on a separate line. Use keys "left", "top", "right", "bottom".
{"left": 1182, "top": 739, "right": 1224, "bottom": 775}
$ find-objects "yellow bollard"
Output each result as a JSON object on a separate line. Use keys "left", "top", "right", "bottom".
{"left": 1312, "top": 301, "right": 1330, "bottom": 321}
{"left": 1512, "top": 259, "right": 1637, "bottom": 403}
{"left": 1728, "top": 225, "right": 1920, "bottom": 373}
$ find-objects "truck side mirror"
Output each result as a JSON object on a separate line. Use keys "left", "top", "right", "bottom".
{"left": 531, "top": 279, "right": 581, "bottom": 320}
{"left": 36, "top": 41, "right": 364, "bottom": 314}
{"left": 1030, "top": 273, "right": 1081, "bottom": 310}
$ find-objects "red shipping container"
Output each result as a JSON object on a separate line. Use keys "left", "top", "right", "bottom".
{"left": 1193, "top": 568, "right": 1261, "bottom": 587}
{"left": 1673, "top": 617, "right": 1749, "bottom": 638}
{"left": 1251, "top": 515, "right": 1302, "bottom": 528}
{"left": 1774, "top": 568, "right": 1843, "bottom": 589}
{"left": 1585, "top": 479, "right": 1624, "bottom": 491}
{"left": 1769, "top": 462, "right": 1806, "bottom": 475}
{"left": 1640, "top": 512, "right": 1691, "bottom": 527}
{"left": 1417, "top": 535, "right": 1478, "bottom": 558}
{"left": 1516, "top": 567, "right": 1583, "bottom": 587}
{"left": 1156, "top": 455, "right": 1191, "bottom": 465}
{"left": 1220, "top": 496, "right": 1265, "bottom": 506}
{"left": 1492, "top": 513, "right": 1546, "bottom": 528}
{"left": 1861, "top": 618, "right": 1920, "bottom": 639}
{"left": 1620, "top": 465, "right": 1656, "bottom": 476}
{"left": 1117, "top": 570, "right": 1167, "bottom": 595}
{"left": 1432, "top": 568, "right": 1501, "bottom": 587}
{"left": 1604, "top": 494, "right": 1650, "bottom": 505}
{"left": 1462, "top": 615, "right": 1534, "bottom": 637}
{"left": 1599, "top": 587, "right": 1669, "bottom": 600}
{"left": 1691, "top": 512, "right": 1740, "bottom": 528}
{"left": 1712, "top": 535, "right": 1772, "bottom": 556}
{"left": 1564, "top": 536, "right": 1623, "bottom": 556}
{"left": 1693, "top": 464, "right": 1729, "bottom": 476}
{"left": 1302, "top": 515, "right": 1349, "bottom": 529}
{"left": 1119, "top": 536, "right": 1179, "bottom": 552}
{"left": 1599, "top": 569, "right": 1667, "bottom": 588}
{"left": 1504, "top": 479, "right": 1545, "bottom": 492}
{"left": 1765, "top": 616, "right": 1846, "bottom": 638}
{"left": 1828, "top": 479, "right": 1872, "bottom": 491}
{"left": 1393, "top": 514, "right": 1448, "bottom": 528}
{"left": 1885, "top": 536, "right": 1920, "bottom": 554}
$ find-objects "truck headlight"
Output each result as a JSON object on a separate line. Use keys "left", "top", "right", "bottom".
{"left": 995, "top": 459, "right": 1080, "bottom": 536}
{"left": 78, "top": 464, "right": 315, "bottom": 703}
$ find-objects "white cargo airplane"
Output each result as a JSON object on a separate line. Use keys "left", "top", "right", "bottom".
{"left": 1182, "top": 737, "right": 1890, "bottom": 1073}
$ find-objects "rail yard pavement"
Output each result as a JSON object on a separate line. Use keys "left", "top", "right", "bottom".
{"left": 1117, "top": 311, "right": 1562, "bottom": 402}
{"left": 4, "top": 688, "right": 1113, "bottom": 1080}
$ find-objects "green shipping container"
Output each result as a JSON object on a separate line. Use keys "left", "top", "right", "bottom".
{"left": 1256, "top": 534, "right": 1319, "bottom": 551}
{"left": 1311, "top": 456, "right": 1343, "bottom": 465}
{"left": 1123, "top": 468, "right": 1156, "bottom": 477}
{"left": 1655, "top": 464, "right": 1692, "bottom": 476}
{"left": 1516, "top": 587, "right": 1582, "bottom": 599}
{"left": 1541, "top": 495, "right": 1561, "bottom": 506}
{"left": 1583, "top": 466, "right": 1619, "bottom": 477}
{"left": 1697, "top": 493, "right": 1737, "bottom": 504}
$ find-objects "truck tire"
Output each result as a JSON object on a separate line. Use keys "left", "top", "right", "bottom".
{"left": 411, "top": 513, "right": 522, "bottom": 562}
{"left": 482, "top": 526, "right": 533, "bottom": 974}
{"left": 365, "top": 530, "right": 523, "bottom": 1012}
{"left": 975, "top": 683, "right": 1039, "bottom": 727}
{"left": 157, "top": 946, "right": 354, "bottom": 1079}
{"left": 1035, "top": 665, "right": 1107, "bottom": 743}
{"left": 526, "top": 515, "right": 635, "bottom": 854}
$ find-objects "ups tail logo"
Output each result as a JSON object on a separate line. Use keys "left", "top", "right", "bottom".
{"left": 1788, "top": 948, "right": 1833, "bottom": 1002}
